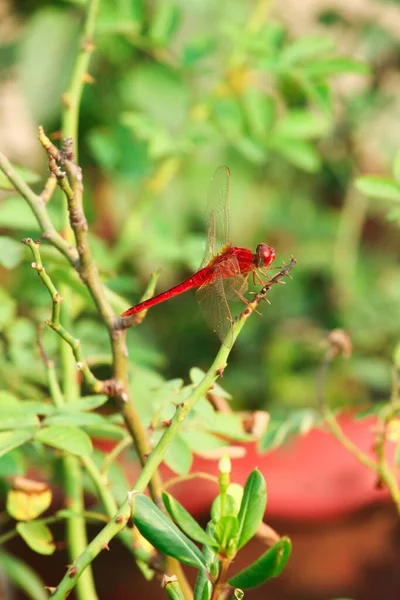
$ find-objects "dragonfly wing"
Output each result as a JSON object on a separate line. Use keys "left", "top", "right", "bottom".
{"left": 200, "top": 166, "right": 231, "bottom": 268}
{"left": 222, "top": 273, "right": 249, "bottom": 302}
{"left": 196, "top": 277, "right": 233, "bottom": 346}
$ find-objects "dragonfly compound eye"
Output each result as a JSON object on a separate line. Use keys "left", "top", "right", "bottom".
{"left": 255, "top": 243, "right": 276, "bottom": 268}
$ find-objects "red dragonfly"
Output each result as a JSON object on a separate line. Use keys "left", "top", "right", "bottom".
{"left": 121, "top": 166, "right": 276, "bottom": 343}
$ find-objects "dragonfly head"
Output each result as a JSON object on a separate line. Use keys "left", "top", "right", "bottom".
{"left": 255, "top": 243, "right": 275, "bottom": 268}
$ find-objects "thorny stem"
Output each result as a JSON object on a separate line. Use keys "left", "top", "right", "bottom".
{"left": 50, "top": 259, "right": 296, "bottom": 600}
{"left": 318, "top": 342, "right": 400, "bottom": 515}
{"left": 23, "top": 238, "right": 103, "bottom": 393}
{"left": 61, "top": 0, "right": 99, "bottom": 150}
{"left": 35, "top": 127, "right": 164, "bottom": 504}
{"left": 0, "top": 153, "right": 79, "bottom": 268}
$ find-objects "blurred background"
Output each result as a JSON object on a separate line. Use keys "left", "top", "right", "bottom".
{"left": 2, "top": 0, "right": 400, "bottom": 411}
{"left": 2, "top": 0, "right": 400, "bottom": 599}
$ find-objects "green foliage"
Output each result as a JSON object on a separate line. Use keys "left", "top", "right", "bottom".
{"left": 3, "top": 1, "right": 400, "bottom": 598}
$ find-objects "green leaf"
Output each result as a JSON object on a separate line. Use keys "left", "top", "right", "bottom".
{"left": 132, "top": 493, "right": 208, "bottom": 570}
{"left": 194, "top": 570, "right": 212, "bottom": 600}
{"left": 19, "top": 7, "right": 80, "bottom": 123}
{"left": 0, "top": 450, "right": 26, "bottom": 477}
{"left": 0, "top": 165, "right": 40, "bottom": 190}
{"left": 0, "top": 430, "right": 34, "bottom": 457}
{"left": 237, "top": 470, "right": 267, "bottom": 550}
{"left": 0, "top": 197, "right": 42, "bottom": 230}
{"left": 35, "top": 425, "right": 92, "bottom": 456}
{"left": 241, "top": 90, "right": 275, "bottom": 140}
{"left": 162, "top": 492, "right": 218, "bottom": 548}
{"left": 280, "top": 35, "right": 335, "bottom": 65}
{"left": 0, "top": 413, "right": 39, "bottom": 431}
{"left": 228, "top": 537, "right": 292, "bottom": 589}
{"left": 395, "top": 445, "right": 400, "bottom": 467}
{"left": 211, "top": 494, "right": 238, "bottom": 522}
{"left": 213, "top": 96, "right": 245, "bottom": 140}
{"left": 275, "top": 110, "right": 330, "bottom": 140}
{"left": 82, "top": 423, "right": 126, "bottom": 440}
{"left": 0, "top": 237, "right": 24, "bottom": 269}
{"left": 164, "top": 434, "right": 192, "bottom": 475}
{"left": 303, "top": 57, "right": 370, "bottom": 78}
{"left": 214, "top": 516, "right": 239, "bottom": 551}
{"left": 0, "top": 285, "right": 16, "bottom": 331}
{"left": 234, "top": 137, "right": 266, "bottom": 164}
{"left": 355, "top": 176, "right": 400, "bottom": 202}
{"left": 0, "top": 551, "right": 48, "bottom": 600}
{"left": 181, "top": 430, "right": 228, "bottom": 454}
{"left": 43, "top": 412, "right": 109, "bottom": 427}
{"left": 148, "top": 0, "right": 181, "bottom": 46}
{"left": 273, "top": 138, "right": 321, "bottom": 172}
{"left": 16, "top": 521, "right": 55, "bottom": 555}
{"left": 355, "top": 404, "right": 384, "bottom": 420}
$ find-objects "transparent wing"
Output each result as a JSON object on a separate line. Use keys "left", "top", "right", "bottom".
{"left": 196, "top": 256, "right": 242, "bottom": 346}
{"left": 222, "top": 273, "right": 249, "bottom": 302}
{"left": 200, "top": 166, "right": 231, "bottom": 268}
{"left": 197, "top": 278, "right": 233, "bottom": 346}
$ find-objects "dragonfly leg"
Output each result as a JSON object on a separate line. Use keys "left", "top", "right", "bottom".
{"left": 234, "top": 288, "right": 263, "bottom": 316}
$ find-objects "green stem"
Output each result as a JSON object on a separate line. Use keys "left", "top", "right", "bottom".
{"left": 61, "top": 0, "right": 99, "bottom": 150}
{"left": 23, "top": 238, "right": 103, "bottom": 393}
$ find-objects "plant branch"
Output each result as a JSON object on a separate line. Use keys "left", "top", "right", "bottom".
{"left": 24, "top": 238, "right": 103, "bottom": 393}
{"left": 61, "top": 0, "right": 99, "bottom": 146}
{"left": 50, "top": 258, "right": 296, "bottom": 600}
{"left": 0, "top": 153, "right": 79, "bottom": 268}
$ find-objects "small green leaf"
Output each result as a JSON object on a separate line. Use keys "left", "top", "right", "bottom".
{"left": 234, "top": 137, "right": 266, "bottom": 164}
{"left": 194, "top": 572, "right": 212, "bottom": 600}
{"left": 214, "top": 516, "right": 239, "bottom": 551}
{"left": 181, "top": 430, "right": 228, "bottom": 454}
{"left": 17, "top": 521, "right": 55, "bottom": 555}
{"left": 149, "top": 0, "right": 181, "bottom": 46}
{"left": 355, "top": 404, "right": 384, "bottom": 420}
{"left": 43, "top": 412, "right": 109, "bottom": 427}
{"left": 275, "top": 110, "right": 330, "bottom": 139}
{"left": 228, "top": 537, "right": 292, "bottom": 589}
{"left": 0, "top": 164, "right": 40, "bottom": 190}
{"left": 164, "top": 434, "right": 192, "bottom": 475}
{"left": 355, "top": 176, "right": 400, "bottom": 202}
{"left": 132, "top": 493, "right": 208, "bottom": 570}
{"left": 303, "top": 57, "right": 370, "bottom": 78}
{"left": 0, "top": 286, "right": 16, "bottom": 332}
{"left": 280, "top": 35, "right": 335, "bottom": 65}
{"left": 0, "top": 551, "right": 48, "bottom": 600}
{"left": 273, "top": 138, "right": 321, "bottom": 172}
{"left": 0, "top": 451, "right": 26, "bottom": 477}
{"left": 162, "top": 492, "right": 218, "bottom": 548}
{"left": 211, "top": 494, "right": 237, "bottom": 522}
{"left": 241, "top": 90, "right": 275, "bottom": 140}
{"left": 0, "top": 413, "right": 40, "bottom": 431}
{"left": 67, "top": 395, "right": 108, "bottom": 411}
{"left": 35, "top": 425, "right": 92, "bottom": 456}
{"left": 0, "top": 197, "right": 42, "bottom": 230}
{"left": 82, "top": 423, "right": 126, "bottom": 440}
{"left": 0, "top": 237, "right": 24, "bottom": 269}
{"left": 0, "top": 430, "right": 34, "bottom": 458}
{"left": 237, "top": 470, "right": 267, "bottom": 550}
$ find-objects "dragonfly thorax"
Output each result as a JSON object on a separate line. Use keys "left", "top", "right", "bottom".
{"left": 254, "top": 243, "right": 275, "bottom": 268}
